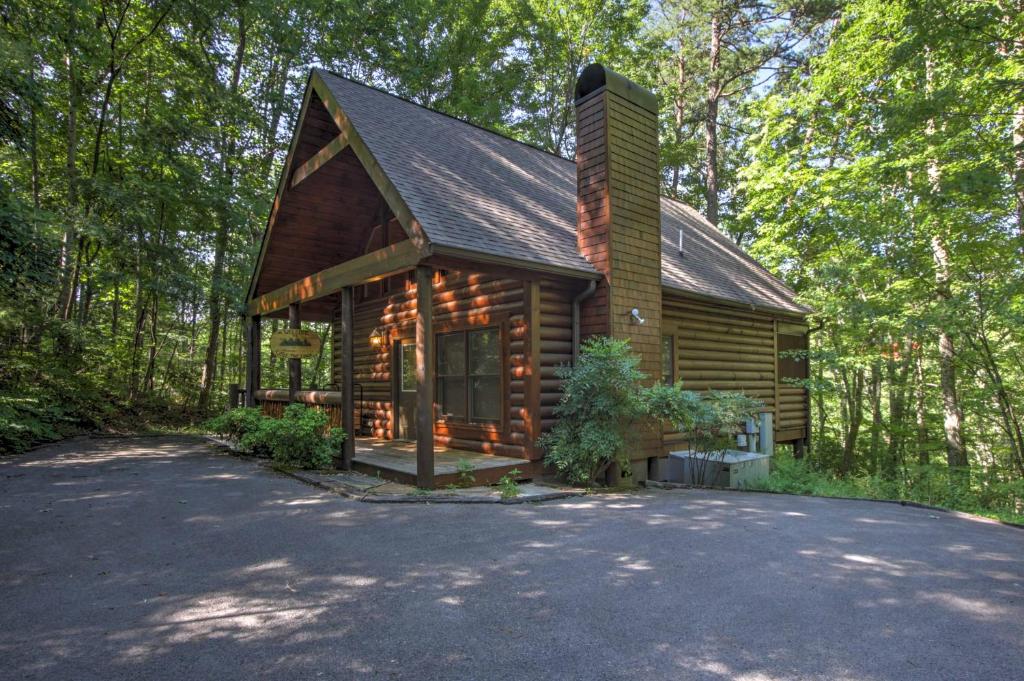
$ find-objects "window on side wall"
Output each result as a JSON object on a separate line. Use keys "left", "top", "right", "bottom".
{"left": 661, "top": 334, "right": 675, "bottom": 385}
{"left": 777, "top": 333, "right": 809, "bottom": 381}
{"left": 436, "top": 327, "right": 500, "bottom": 424}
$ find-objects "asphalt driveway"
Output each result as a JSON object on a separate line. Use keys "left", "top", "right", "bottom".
{"left": 1, "top": 437, "right": 1022, "bottom": 681}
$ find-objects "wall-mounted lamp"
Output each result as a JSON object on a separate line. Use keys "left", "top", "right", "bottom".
{"left": 630, "top": 308, "right": 646, "bottom": 325}
{"left": 368, "top": 327, "right": 386, "bottom": 347}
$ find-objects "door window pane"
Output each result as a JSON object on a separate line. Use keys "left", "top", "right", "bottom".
{"left": 401, "top": 341, "right": 416, "bottom": 392}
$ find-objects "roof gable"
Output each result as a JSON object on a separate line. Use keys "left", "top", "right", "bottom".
{"left": 316, "top": 70, "right": 597, "bottom": 276}
{"left": 251, "top": 69, "right": 807, "bottom": 316}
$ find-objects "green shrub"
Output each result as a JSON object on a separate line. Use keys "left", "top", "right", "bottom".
{"left": 251, "top": 404, "right": 344, "bottom": 470}
{"left": 205, "top": 404, "right": 345, "bottom": 470}
{"left": 644, "top": 383, "right": 762, "bottom": 485}
{"left": 203, "top": 407, "right": 264, "bottom": 443}
{"left": 539, "top": 337, "right": 647, "bottom": 485}
{"left": 0, "top": 397, "right": 61, "bottom": 455}
{"left": 498, "top": 469, "right": 521, "bottom": 499}
{"left": 539, "top": 337, "right": 762, "bottom": 487}
{"left": 456, "top": 458, "right": 476, "bottom": 487}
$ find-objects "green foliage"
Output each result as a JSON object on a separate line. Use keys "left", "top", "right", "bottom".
{"left": 542, "top": 339, "right": 762, "bottom": 486}
{"left": 456, "top": 458, "right": 476, "bottom": 487}
{"left": 498, "top": 469, "right": 522, "bottom": 499}
{"left": 644, "top": 382, "right": 762, "bottom": 485}
{"left": 539, "top": 337, "right": 648, "bottom": 485}
{"left": 645, "top": 383, "right": 761, "bottom": 452}
{"left": 750, "top": 454, "right": 1024, "bottom": 525}
{"left": 203, "top": 408, "right": 264, "bottom": 443}
{"left": 205, "top": 405, "right": 344, "bottom": 470}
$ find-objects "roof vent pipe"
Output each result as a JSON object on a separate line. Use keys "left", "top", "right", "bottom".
{"left": 678, "top": 227, "right": 684, "bottom": 256}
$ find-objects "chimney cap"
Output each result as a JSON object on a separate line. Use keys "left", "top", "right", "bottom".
{"left": 574, "top": 63, "right": 658, "bottom": 115}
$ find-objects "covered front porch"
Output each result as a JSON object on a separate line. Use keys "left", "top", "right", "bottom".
{"left": 248, "top": 390, "right": 536, "bottom": 487}
{"left": 242, "top": 72, "right": 588, "bottom": 488}
{"left": 352, "top": 438, "right": 531, "bottom": 487}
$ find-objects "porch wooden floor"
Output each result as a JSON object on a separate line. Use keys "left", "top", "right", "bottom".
{"left": 351, "top": 438, "right": 534, "bottom": 486}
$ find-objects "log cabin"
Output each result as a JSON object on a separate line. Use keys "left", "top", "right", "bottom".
{"left": 244, "top": 64, "right": 811, "bottom": 488}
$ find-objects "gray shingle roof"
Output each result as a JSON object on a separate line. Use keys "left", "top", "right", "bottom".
{"left": 317, "top": 70, "right": 807, "bottom": 315}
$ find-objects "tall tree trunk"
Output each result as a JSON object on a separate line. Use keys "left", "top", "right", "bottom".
{"left": 914, "top": 343, "right": 929, "bottom": 466}
{"left": 868, "top": 360, "right": 883, "bottom": 475}
{"left": 672, "top": 47, "right": 686, "bottom": 198}
{"left": 704, "top": 13, "right": 721, "bottom": 226}
{"left": 112, "top": 277, "right": 120, "bottom": 341}
{"left": 29, "top": 62, "right": 40, "bottom": 210}
{"left": 57, "top": 13, "right": 80, "bottom": 322}
{"left": 197, "top": 12, "right": 247, "bottom": 414}
{"left": 925, "top": 50, "right": 967, "bottom": 476}
{"left": 884, "top": 337, "right": 911, "bottom": 478}
{"left": 838, "top": 359, "right": 865, "bottom": 476}
{"left": 143, "top": 292, "right": 159, "bottom": 394}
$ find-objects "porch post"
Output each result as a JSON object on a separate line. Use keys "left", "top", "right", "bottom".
{"left": 339, "top": 287, "right": 355, "bottom": 469}
{"left": 245, "top": 315, "right": 261, "bottom": 408}
{"left": 288, "top": 302, "right": 301, "bottom": 401}
{"left": 415, "top": 265, "right": 435, "bottom": 489}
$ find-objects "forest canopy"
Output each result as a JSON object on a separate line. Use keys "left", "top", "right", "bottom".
{"left": 1, "top": 0, "right": 1022, "bottom": 517}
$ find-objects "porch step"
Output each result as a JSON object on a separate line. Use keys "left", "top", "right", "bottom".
{"left": 351, "top": 439, "right": 537, "bottom": 487}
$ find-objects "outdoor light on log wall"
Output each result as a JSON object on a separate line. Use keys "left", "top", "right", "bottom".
{"left": 368, "top": 327, "right": 386, "bottom": 347}
{"left": 630, "top": 308, "right": 646, "bottom": 325}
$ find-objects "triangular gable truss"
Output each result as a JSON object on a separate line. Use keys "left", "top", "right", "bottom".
{"left": 246, "top": 71, "right": 432, "bottom": 313}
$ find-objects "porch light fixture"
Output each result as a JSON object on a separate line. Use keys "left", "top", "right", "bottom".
{"left": 368, "top": 327, "right": 386, "bottom": 347}
{"left": 630, "top": 308, "right": 646, "bottom": 325}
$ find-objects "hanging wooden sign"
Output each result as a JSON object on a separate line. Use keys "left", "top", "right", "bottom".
{"left": 270, "top": 329, "right": 321, "bottom": 359}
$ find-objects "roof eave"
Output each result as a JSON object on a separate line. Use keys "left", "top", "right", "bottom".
{"left": 661, "top": 283, "right": 811, "bottom": 319}
{"left": 430, "top": 244, "right": 601, "bottom": 281}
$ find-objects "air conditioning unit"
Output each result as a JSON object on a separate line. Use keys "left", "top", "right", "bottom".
{"left": 659, "top": 450, "right": 771, "bottom": 488}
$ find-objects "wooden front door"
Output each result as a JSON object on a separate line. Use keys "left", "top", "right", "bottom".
{"left": 397, "top": 339, "right": 417, "bottom": 441}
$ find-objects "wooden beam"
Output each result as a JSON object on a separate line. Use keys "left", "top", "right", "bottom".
{"left": 289, "top": 303, "right": 301, "bottom": 402}
{"left": 245, "top": 315, "right": 261, "bottom": 407}
{"left": 247, "top": 239, "right": 422, "bottom": 316}
{"left": 415, "top": 265, "right": 435, "bottom": 489}
{"left": 290, "top": 132, "right": 349, "bottom": 189}
{"left": 311, "top": 73, "right": 431, "bottom": 256}
{"left": 247, "top": 79, "right": 335, "bottom": 304}
{"left": 339, "top": 287, "right": 355, "bottom": 470}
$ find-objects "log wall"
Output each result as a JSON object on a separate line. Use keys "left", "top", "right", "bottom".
{"left": 538, "top": 281, "right": 574, "bottom": 435}
{"left": 662, "top": 294, "right": 809, "bottom": 449}
{"left": 332, "top": 269, "right": 530, "bottom": 458}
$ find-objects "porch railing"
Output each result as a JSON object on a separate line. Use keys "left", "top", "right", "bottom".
{"left": 253, "top": 389, "right": 344, "bottom": 428}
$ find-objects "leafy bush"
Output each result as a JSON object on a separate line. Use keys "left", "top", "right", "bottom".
{"left": 0, "top": 397, "right": 61, "bottom": 455}
{"left": 539, "top": 337, "right": 648, "bottom": 485}
{"left": 540, "top": 338, "right": 763, "bottom": 487}
{"left": 204, "top": 408, "right": 264, "bottom": 443}
{"left": 205, "top": 404, "right": 345, "bottom": 470}
{"left": 645, "top": 384, "right": 762, "bottom": 485}
{"left": 498, "top": 469, "right": 521, "bottom": 499}
{"left": 0, "top": 363, "right": 131, "bottom": 456}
